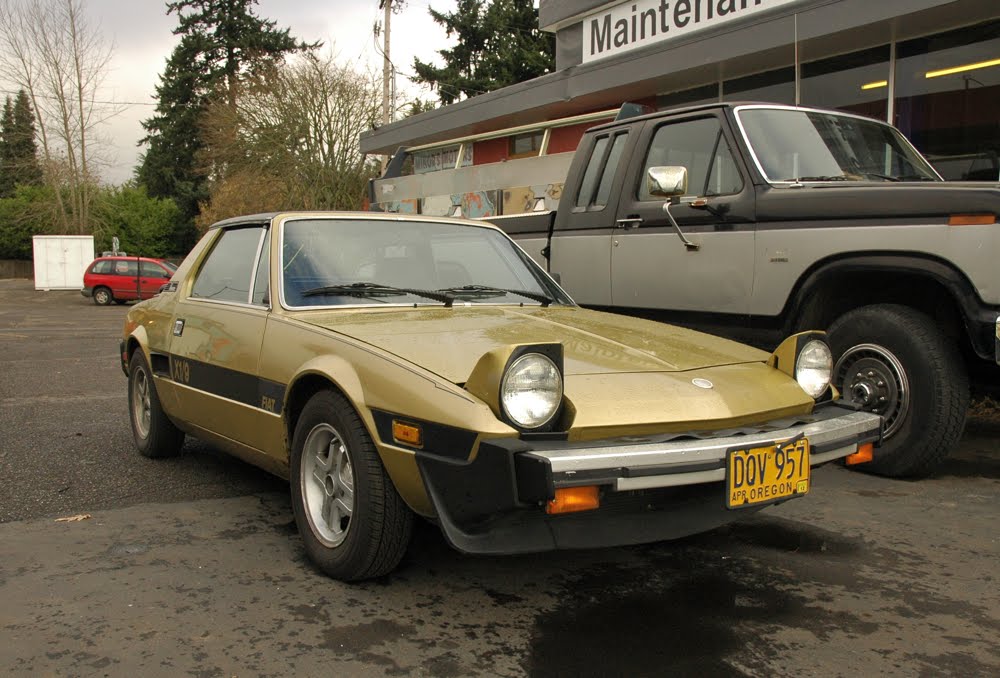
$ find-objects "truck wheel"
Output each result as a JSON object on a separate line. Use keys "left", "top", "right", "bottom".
{"left": 290, "top": 390, "right": 413, "bottom": 581}
{"left": 827, "top": 304, "right": 968, "bottom": 478}
{"left": 128, "top": 349, "right": 185, "bottom": 458}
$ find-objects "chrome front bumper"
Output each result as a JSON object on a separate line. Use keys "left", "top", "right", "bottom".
{"left": 417, "top": 403, "right": 882, "bottom": 555}
{"left": 524, "top": 407, "right": 882, "bottom": 492}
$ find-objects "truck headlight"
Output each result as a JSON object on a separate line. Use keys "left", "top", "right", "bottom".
{"left": 796, "top": 339, "right": 833, "bottom": 398}
{"left": 501, "top": 353, "right": 563, "bottom": 429}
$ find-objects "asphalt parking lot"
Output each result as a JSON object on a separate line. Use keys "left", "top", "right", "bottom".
{"left": 1, "top": 278, "right": 998, "bottom": 677}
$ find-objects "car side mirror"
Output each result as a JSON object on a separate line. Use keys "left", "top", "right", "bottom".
{"left": 647, "top": 166, "right": 688, "bottom": 201}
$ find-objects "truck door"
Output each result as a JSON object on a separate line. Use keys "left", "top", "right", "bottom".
{"left": 610, "top": 113, "right": 756, "bottom": 316}
{"left": 548, "top": 129, "right": 632, "bottom": 306}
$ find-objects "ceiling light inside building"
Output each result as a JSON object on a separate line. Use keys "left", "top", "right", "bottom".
{"left": 925, "top": 57, "right": 1000, "bottom": 79}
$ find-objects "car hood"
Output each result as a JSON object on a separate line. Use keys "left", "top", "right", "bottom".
{"left": 293, "top": 305, "right": 768, "bottom": 383}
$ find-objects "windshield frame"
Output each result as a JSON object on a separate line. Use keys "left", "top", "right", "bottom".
{"left": 275, "top": 214, "right": 573, "bottom": 312}
{"left": 732, "top": 104, "right": 942, "bottom": 186}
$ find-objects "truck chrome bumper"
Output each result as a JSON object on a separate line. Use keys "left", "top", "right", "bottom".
{"left": 523, "top": 407, "right": 882, "bottom": 492}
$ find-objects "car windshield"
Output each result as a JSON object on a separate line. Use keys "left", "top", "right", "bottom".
{"left": 280, "top": 218, "right": 570, "bottom": 309}
{"left": 737, "top": 108, "right": 940, "bottom": 183}
{"left": 162, "top": 261, "right": 178, "bottom": 272}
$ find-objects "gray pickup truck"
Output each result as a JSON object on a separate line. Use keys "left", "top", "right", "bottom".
{"left": 482, "top": 103, "right": 1000, "bottom": 478}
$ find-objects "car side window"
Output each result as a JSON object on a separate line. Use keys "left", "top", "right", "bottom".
{"left": 113, "top": 260, "right": 138, "bottom": 276}
{"left": 140, "top": 261, "right": 170, "bottom": 278}
{"left": 91, "top": 260, "right": 112, "bottom": 274}
{"left": 251, "top": 230, "right": 271, "bottom": 306}
{"left": 191, "top": 226, "right": 265, "bottom": 303}
{"left": 639, "top": 117, "right": 743, "bottom": 200}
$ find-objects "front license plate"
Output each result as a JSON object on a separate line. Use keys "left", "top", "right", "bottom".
{"left": 726, "top": 436, "right": 810, "bottom": 509}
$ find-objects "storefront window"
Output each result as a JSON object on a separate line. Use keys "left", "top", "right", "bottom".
{"left": 658, "top": 83, "right": 719, "bottom": 110}
{"left": 800, "top": 46, "right": 891, "bottom": 121}
{"left": 410, "top": 144, "right": 473, "bottom": 175}
{"left": 510, "top": 131, "right": 544, "bottom": 158}
{"left": 894, "top": 20, "right": 1000, "bottom": 181}
{"left": 723, "top": 67, "right": 795, "bottom": 105}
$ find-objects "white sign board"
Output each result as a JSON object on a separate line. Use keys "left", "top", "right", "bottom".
{"left": 583, "top": 0, "right": 802, "bottom": 64}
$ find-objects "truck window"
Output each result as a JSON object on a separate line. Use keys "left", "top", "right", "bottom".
{"left": 593, "top": 133, "right": 629, "bottom": 207}
{"left": 575, "top": 136, "right": 609, "bottom": 208}
{"left": 575, "top": 132, "right": 630, "bottom": 209}
{"left": 639, "top": 117, "right": 743, "bottom": 200}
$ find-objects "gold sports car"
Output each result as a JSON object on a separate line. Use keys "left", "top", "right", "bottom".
{"left": 121, "top": 212, "right": 882, "bottom": 581}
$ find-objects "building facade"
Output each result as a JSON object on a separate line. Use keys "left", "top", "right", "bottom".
{"left": 360, "top": 0, "right": 999, "bottom": 181}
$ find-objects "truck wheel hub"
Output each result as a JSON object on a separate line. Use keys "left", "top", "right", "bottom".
{"left": 834, "top": 343, "right": 909, "bottom": 439}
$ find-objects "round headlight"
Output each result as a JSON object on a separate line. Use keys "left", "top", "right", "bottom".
{"left": 500, "top": 353, "right": 563, "bottom": 429}
{"left": 796, "top": 339, "right": 833, "bottom": 399}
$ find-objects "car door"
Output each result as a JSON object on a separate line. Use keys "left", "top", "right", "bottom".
{"left": 111, "top": 258, "right": 141, "bottom": 300}
{"left": 139, "top": 260, "right": 172, "bottom": 299}
{"left": 166, "top": 224, "right": 272, "bottom": 448}
{"left": 548, "top": 128, "right": 633, "bottom": 306}
{"left": 610, "top": 113, "right": 756, "bottom": 316}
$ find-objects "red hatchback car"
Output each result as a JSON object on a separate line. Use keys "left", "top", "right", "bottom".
{"left": 82, "top": 256, "right": 177, "bottom": 305}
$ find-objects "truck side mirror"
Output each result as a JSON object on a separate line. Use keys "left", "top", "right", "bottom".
{"left": 647, "top": 166, "right": 688, "bottom": 200}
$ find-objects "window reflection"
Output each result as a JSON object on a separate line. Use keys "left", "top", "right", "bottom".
{"left": 723, "top": 67, "right": 795, "bottom": 105}
{"left": 658, "top": 83, "right": 720, "bottom": 110}
{"left": 800, "top": 46, "right": 891, "bottom": 121}
{"left": 895, "top": 20, "right": 1000, "bottom": 181}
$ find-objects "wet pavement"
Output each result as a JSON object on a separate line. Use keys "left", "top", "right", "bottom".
{"left": 1, "top": 279, "right": 998, "bottom": 676}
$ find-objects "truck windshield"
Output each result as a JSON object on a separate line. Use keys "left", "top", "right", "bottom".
{"left": 280, "top": 218, "right": 570, "bottom": 309}
{"left": 737, "top": 108, "right": 940, "bottom": 184}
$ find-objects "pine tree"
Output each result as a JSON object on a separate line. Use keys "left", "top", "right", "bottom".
{"left": 0, "top": 90, "right": 42, "bottom": 199}
{"left": 412, "top": 0, "right": 554, "bottom": 105}
{"left": 0, "top": 97, "right": 13, "bottom": 198}
{"left": 137, "top": 0, "right": 315, "bottom": 247}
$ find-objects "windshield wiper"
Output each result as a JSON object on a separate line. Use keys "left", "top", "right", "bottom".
{"left": 794, "top": 175, "right": 851, "bottom": 182}
{"left": 896, "top": 174, "right": 937, "bottom": 182}
{"left": 438, "top": 284, "right": 553, "bottom": 307}
{"left": 858, "top": 172, "right": 901, "bottom": 182}
{"left": 301, "top": 282, "right": 456, "bottom": 306}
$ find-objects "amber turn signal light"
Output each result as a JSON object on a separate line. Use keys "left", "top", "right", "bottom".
{"left": 845, "top": 442, "right": 874, "bottom": 465}
{"left": 391, "top": 420, "right": 423, "bottom": 447}
{"left": 948, "top": 214, "right": 996, "bottom": 226}
{"left": 546, "top": 486, "right": 600, "bottom": 515}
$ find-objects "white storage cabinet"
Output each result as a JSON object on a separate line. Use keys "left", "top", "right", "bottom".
{"left": 32, "top": 235, "right": 95, "bottom": 291}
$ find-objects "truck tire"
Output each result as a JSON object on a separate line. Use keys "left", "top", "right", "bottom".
{"left": 827, "top": 304, "right": 968, "bottom": 478}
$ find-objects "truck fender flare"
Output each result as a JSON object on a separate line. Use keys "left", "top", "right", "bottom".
{"left": 785, "top": 251, "right": 983, "bottom": 329}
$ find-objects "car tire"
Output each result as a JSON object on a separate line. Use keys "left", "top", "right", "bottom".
{"left": 827, "top": 304, "right": 968, "bottom": 478}
{"left": 93, "top": 287, "right": 113, "bottom": 305}
{"left": 290, "top": 389, "right": 413, "bottom": 581}
{"left": 128, "top": 349, "right": 184, "bottom": 458}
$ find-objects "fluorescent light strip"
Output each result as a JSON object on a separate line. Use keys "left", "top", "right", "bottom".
{"left": 861, "top": 80, "right": 888, "bottom": 90}
{"left": 925, "top": 57, "right": 1000, "bottom": 79}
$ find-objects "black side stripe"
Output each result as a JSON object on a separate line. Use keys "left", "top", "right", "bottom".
{"left": 166, "top": 354, "right": 285, "bottom": 414}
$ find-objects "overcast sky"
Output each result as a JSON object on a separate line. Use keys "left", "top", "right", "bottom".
{"left": 28, "top": 0, "right": 458, "bottom": 184}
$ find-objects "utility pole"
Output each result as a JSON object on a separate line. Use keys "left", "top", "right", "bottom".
{"left": 379, "top": 0, "right": 393, "bottom": 171}
{"left": 382, "top": 0, "right": 392, "bottom": 128}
